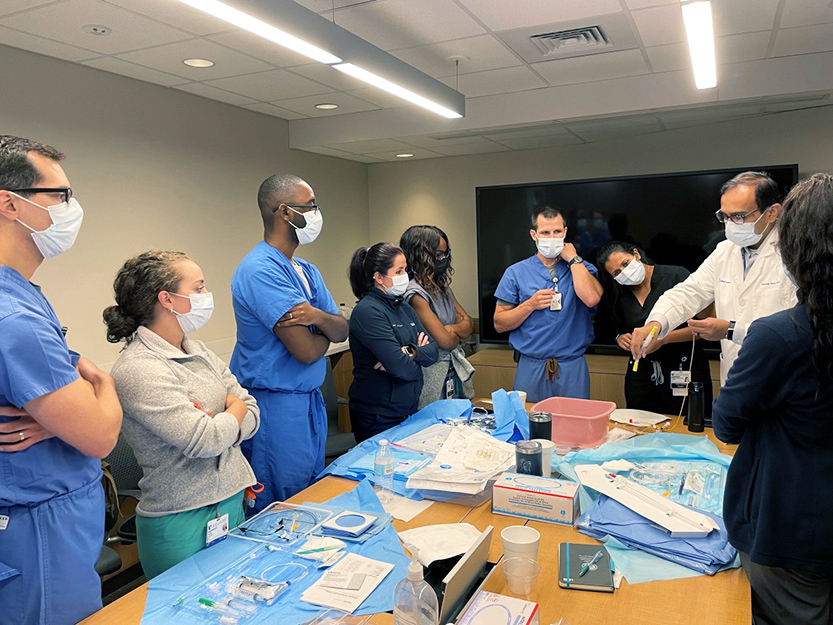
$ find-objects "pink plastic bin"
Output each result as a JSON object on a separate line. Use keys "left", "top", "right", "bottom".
{"left": 529, "top": 397, "right": 616, "bottom": 448}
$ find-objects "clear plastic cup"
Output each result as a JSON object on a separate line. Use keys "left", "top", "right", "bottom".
{"left": 502, "top": 557, "right": 542, "bottom": 596}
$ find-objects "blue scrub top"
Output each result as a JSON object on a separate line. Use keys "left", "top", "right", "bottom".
{"left": 230, "top": 242, "right": 338, "bottom": 392}
{"left": 0, "top": 266, "right": 100, "bottom": 506}
{"left": 494, "top": 255, "right": 597, "bottom": 360}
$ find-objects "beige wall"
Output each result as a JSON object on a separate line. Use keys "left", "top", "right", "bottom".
{"left": 367, "top": 105, "right": 833, "bottom": 317}
{"left": 0, "top": 45, "right": 369, "bottom": 367}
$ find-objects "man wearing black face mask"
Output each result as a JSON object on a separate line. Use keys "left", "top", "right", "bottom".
{"left": 230, "top": 174, "right": 348, "bottom": 511}
{"left": 0, "top": 135, "right": 123, "bottom": 625}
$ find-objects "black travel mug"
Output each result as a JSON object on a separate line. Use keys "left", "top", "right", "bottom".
{"left": 687, "top": 381, "right": 705, "bottom": 433}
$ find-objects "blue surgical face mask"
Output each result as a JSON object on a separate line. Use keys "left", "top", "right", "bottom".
{"left": 384, "top": 273, "right": 409, "bottom": 297}
{"left": 169, "top": 291, "right": 214, "bottom": 334}
{"left": 12, "top": 192, "right": 84, "bottom": 259}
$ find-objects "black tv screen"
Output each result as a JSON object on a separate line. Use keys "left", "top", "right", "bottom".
{"left": 476, "top": 164, "right": 799, "bottom": 350}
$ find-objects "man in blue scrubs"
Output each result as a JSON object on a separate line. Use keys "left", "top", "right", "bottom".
{"left": 231, "top": 174, "right": 348, "bottom": 510}
{"left": 494, "top": 206, "right": 603, "bottom": 402}
{"left": 0, "top": 136, "right": 123, "bottom": 624}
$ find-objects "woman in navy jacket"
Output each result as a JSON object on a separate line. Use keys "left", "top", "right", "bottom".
{"left": 347, "top": 243, "right": 439, "bottom": 443}
{"left": 713, "top": 173, "right": 833, "bottom": 625}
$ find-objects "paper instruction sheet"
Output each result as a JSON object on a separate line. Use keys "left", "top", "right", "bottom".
{"left": 300, "top": 553, "right": 394, "bottom": 613}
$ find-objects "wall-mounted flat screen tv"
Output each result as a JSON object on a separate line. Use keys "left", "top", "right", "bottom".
{"left": 476, "top": 164, "right": 799, "bottom": 351}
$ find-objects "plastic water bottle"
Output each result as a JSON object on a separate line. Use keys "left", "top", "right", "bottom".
{"left": 374, "top": 439, "right": 395, "bottom": 504}
{"left": 393, "top": 548, "right": 439, "bottom": 625}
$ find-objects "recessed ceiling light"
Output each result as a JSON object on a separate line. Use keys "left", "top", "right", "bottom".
{"left": 183, "top": 58, "right": 215, "bottom": 68}
{"left": 396, "top": 153, "right": 414, "bottom": 158}
{"left": 315, "top": 103, "right": 339, "bottom": 110}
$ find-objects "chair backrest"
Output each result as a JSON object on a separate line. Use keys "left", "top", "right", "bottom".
{"left": 104, "top": 434, "right": 143, "bottom": 494}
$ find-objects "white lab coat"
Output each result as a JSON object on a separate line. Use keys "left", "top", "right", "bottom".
{"left": 647, "top": 230, "right": 797, "bottom": 385}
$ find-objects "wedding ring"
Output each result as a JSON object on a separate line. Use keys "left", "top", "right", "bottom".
{"left": 288, "top": 312, "right": 293, "bottom": 320}
{"left": 19, "top": 431, "right": 25, "bottom": 441}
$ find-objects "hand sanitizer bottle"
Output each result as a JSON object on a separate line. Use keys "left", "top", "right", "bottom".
{"left": 393, "top": 547, "right": 439, "bottom": 625}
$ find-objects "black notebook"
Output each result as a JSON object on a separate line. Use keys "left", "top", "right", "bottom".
{"left": 558, "top": 543, "right": 615, "bottom": 592}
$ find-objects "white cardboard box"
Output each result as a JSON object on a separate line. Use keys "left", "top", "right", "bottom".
{"left": 457, "top": 590, "right": 539, "bottom": 625}
{"left": 492, "top": 472, "right": 579, "bottom": 525}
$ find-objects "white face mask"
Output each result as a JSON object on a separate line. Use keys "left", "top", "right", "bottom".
{"left": 536, "top": 236, "right": 564, "bottom": 259}
{"left": 725, "top": 210, "right": 766, "bottom": 247}
{"left": 12, "top": 192, "right": 84, "bottom": 259}
{"left": 383, "top": 273, "right": 409, "bottom": 297}
{"left": 169, "top": 292, "right": 214, "bottom": 334}
{"left": 614, "top": 259, "right": 646, "bottom": 286}
{"left": 288, "top": 207, "right": 323, "bottom": 245}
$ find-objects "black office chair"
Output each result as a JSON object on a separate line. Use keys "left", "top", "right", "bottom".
{"left": 103, "top": 435, "right": 143, "bottom": 546}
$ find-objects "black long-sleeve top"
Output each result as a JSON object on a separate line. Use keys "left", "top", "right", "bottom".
{"left": 348, "top": 287, "right": 439, "bottom": 417}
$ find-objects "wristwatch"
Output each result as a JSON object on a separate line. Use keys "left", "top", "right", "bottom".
{"left": 567, "top": 255, "right": 583, "bottom": 267}
{"left": 726, "top": 320, "right": 736, "bottom": 341}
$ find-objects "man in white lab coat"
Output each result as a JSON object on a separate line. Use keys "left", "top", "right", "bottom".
{"left": 630, "top": 171, "right": 797, "bottom": 386}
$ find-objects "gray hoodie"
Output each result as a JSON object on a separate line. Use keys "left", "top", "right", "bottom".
{"left": 111, "top": 326, "right": 259, "bottom": 517}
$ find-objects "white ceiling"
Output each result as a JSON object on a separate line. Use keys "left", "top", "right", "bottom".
{"left": 1, "top": 0, "right": 832, "bottom": 162}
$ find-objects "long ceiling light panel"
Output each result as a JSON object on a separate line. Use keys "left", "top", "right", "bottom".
{"left": 681, "top": 0, "right": 717, "bottom": 90}
{"left": 179, "top": 0, "right": 465, "bottom": 119}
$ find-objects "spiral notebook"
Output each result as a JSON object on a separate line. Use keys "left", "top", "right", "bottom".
{"left": 558, "top": 543, "right": 615, "bottom": 593}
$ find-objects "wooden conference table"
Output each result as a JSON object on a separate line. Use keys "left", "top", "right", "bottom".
{"left": 80, "top": 422, "right": 749, "bottom": 625}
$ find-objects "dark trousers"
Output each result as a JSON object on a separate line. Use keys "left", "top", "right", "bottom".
{"left": 740, "top": 551, "right": 833, "bottom": 625}
{"left": 349, "top": 407, "right": 406, "bottom": 444}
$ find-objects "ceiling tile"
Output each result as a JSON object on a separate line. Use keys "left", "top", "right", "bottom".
{"left": 565, "top": 113, "right": 660, "bottom": 132}
{"left": 631, "top": 4, "right": 685, "bottom": 47}
{"left": 494, "top": 134, "right": 586, "bottom": 149}
{"left": 330, "top": 138, "right": 414, "bottom": 154}
{"left": 363, "top": 147, "right": 444, "bottom": 161}
{"left": 660, "top": 104, "right": 763, "bottom": 129}
{"left": 772, "top": 23, "right": 833, "bottom": 57}
{"left": 292, "top": 0, "right": 373, "bottom": 13}
{"left": 240, "top": 102, "right": 307, "bottom": 120}
{"left": 440, "top": 66, "right": 547, "bottom": 98}
{"left": 623, "top": 0, "right": 677, "bottom": 9}
{"left": 340, "top": 153, "right": 385, "bottom": 163}
{"left": 780, "top": 0, "right": 833, "bottom": 28}
{"left": 429, "top": 141, "right": 510, "bottom": 156}
{"left": 344, "top": 87, "right": 408, "bottom": 109}
{"left": 331, "top": 0, "right": 486, "bottom": 51}
{"left": 0, "top": 0, "right": 192, "bottom": 54}
{"left": 205, "top": 69, "right": 334, "bottom": 101}
{"left": 82, "top": 56, "right": 185, "bottom": 86}
{"left": 713, "top": 0, "right": 779, "bottom": 37}
{"left": 570, "top": 122, "right": 662, "bottom": 142}
{"left": 0, "top": 25, "right": 99, "bottom": 61}
{"left": 116, "top": 38, "right": 273, "bottom": 80}
{"left": 456, "top": 0, "right": 623, "bottom": 31}
{"left": 535, "top": 49, "right": 649, "bottom": 87}
{"left": 207, "top": 30, "right": 317, "bottom": 68}
{"left": 287, "top": 63, "right": 370, "bottom": 92}
{"left": 646, "top": 42, "right": 688, "bottom": 73}
{"left": 762, "top": 97, "right": 831, "bottom": 114}
{"left": 300, "top": 145, "right": 354, "bottom": 158}
{"left": 395, "top": 133, "right": 492, "bottom": 147}
{"left": 174, "top": 82, "right": 259, "bottom": 106}
{"left": 269, "top": 92, "right": 379, "bottom": 117}
{"left": 717, "top": 31, "right": 770, "bottom": 65}
{"left": 391, "top": 35, "right": 523, "bottom": 78}
{"left": 102, "top": 0, "right": 231, "bottom": 35}
{"left": 0, "top": 1, "right": 58, "bottom": 17}
{"left": 482, "top": 124, "right": 569, "bottom": 140}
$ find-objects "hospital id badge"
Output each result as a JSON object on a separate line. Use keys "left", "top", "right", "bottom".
{"left": 206, "top": 513, "right": 229, "bottom": 547}
{"left": 550, "top": 292, "right": 562, "bottom": 311}
{"left": 671, "top": 370, "right": 691, "bottom": 397}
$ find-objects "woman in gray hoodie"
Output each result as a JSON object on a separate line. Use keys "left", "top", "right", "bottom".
{"left": 103, "top": 251, "right": 259, "bottom": 579}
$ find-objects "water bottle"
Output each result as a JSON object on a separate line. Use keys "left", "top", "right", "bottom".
{"left": 687, "top": 381, "right": 705, "bottom": 433}
{"left": 393, "top": 548, "right": 439, "bottom": 625}
{"left": 374, "top": 439, "right": 395, "bottom": 504}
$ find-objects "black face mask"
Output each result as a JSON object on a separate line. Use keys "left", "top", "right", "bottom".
{"left": 435, "top": 256, "right": 450, "bottom": 274}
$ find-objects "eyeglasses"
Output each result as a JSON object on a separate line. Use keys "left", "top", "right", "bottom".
{"left": 7, "top": 187, "right": 73, "bottom": 204}
{"left": 714, "top": 207, "right": 763, "bottom": 225}
{"left": 436, "top": 250, "right": 451, "bottom": 261}
{"left": 274, "top": 202, "right": 320, "bottom": 214}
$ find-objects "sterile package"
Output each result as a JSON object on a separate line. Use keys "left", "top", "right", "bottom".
{"left": 457, "top": 590, "right": 539, "bottom": 625}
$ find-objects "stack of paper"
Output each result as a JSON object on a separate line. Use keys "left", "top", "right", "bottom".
{"left": 406, "top": 427, "right": 515, "bottom": 495}
{"left": 301, "top": 553, "right": 394, "bottom": 613}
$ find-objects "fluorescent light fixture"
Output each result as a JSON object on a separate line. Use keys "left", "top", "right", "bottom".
{"left": 183, "top": 58, "right": 215, "bottom": 68}
{"left": 396, "top": 153, "right": 414, "bottom": 158}
{"left": 179, "top": 0, "right": 341, "bottom": 65}
{"left": 681, "top": 0, "right": 717, "bottom": 89}
{"left": 333, "top": 63, "right": 463, "bottom": 119}
{"left": 315, "top": 103, "right": 339, "bottom": 110}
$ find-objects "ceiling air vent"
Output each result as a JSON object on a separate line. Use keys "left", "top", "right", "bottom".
{"left": 530, "top": 26, "right": 610, "bottom": 57}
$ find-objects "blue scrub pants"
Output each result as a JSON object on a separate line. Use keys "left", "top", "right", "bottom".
{"left": 514, "top": 354, "right": 590, "bottom": 403}
{"left": 0, "top": 478, "right": 103, "bottom": 625}
{"left": 243, "top": 388, "right": 327, "bottom": 512}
